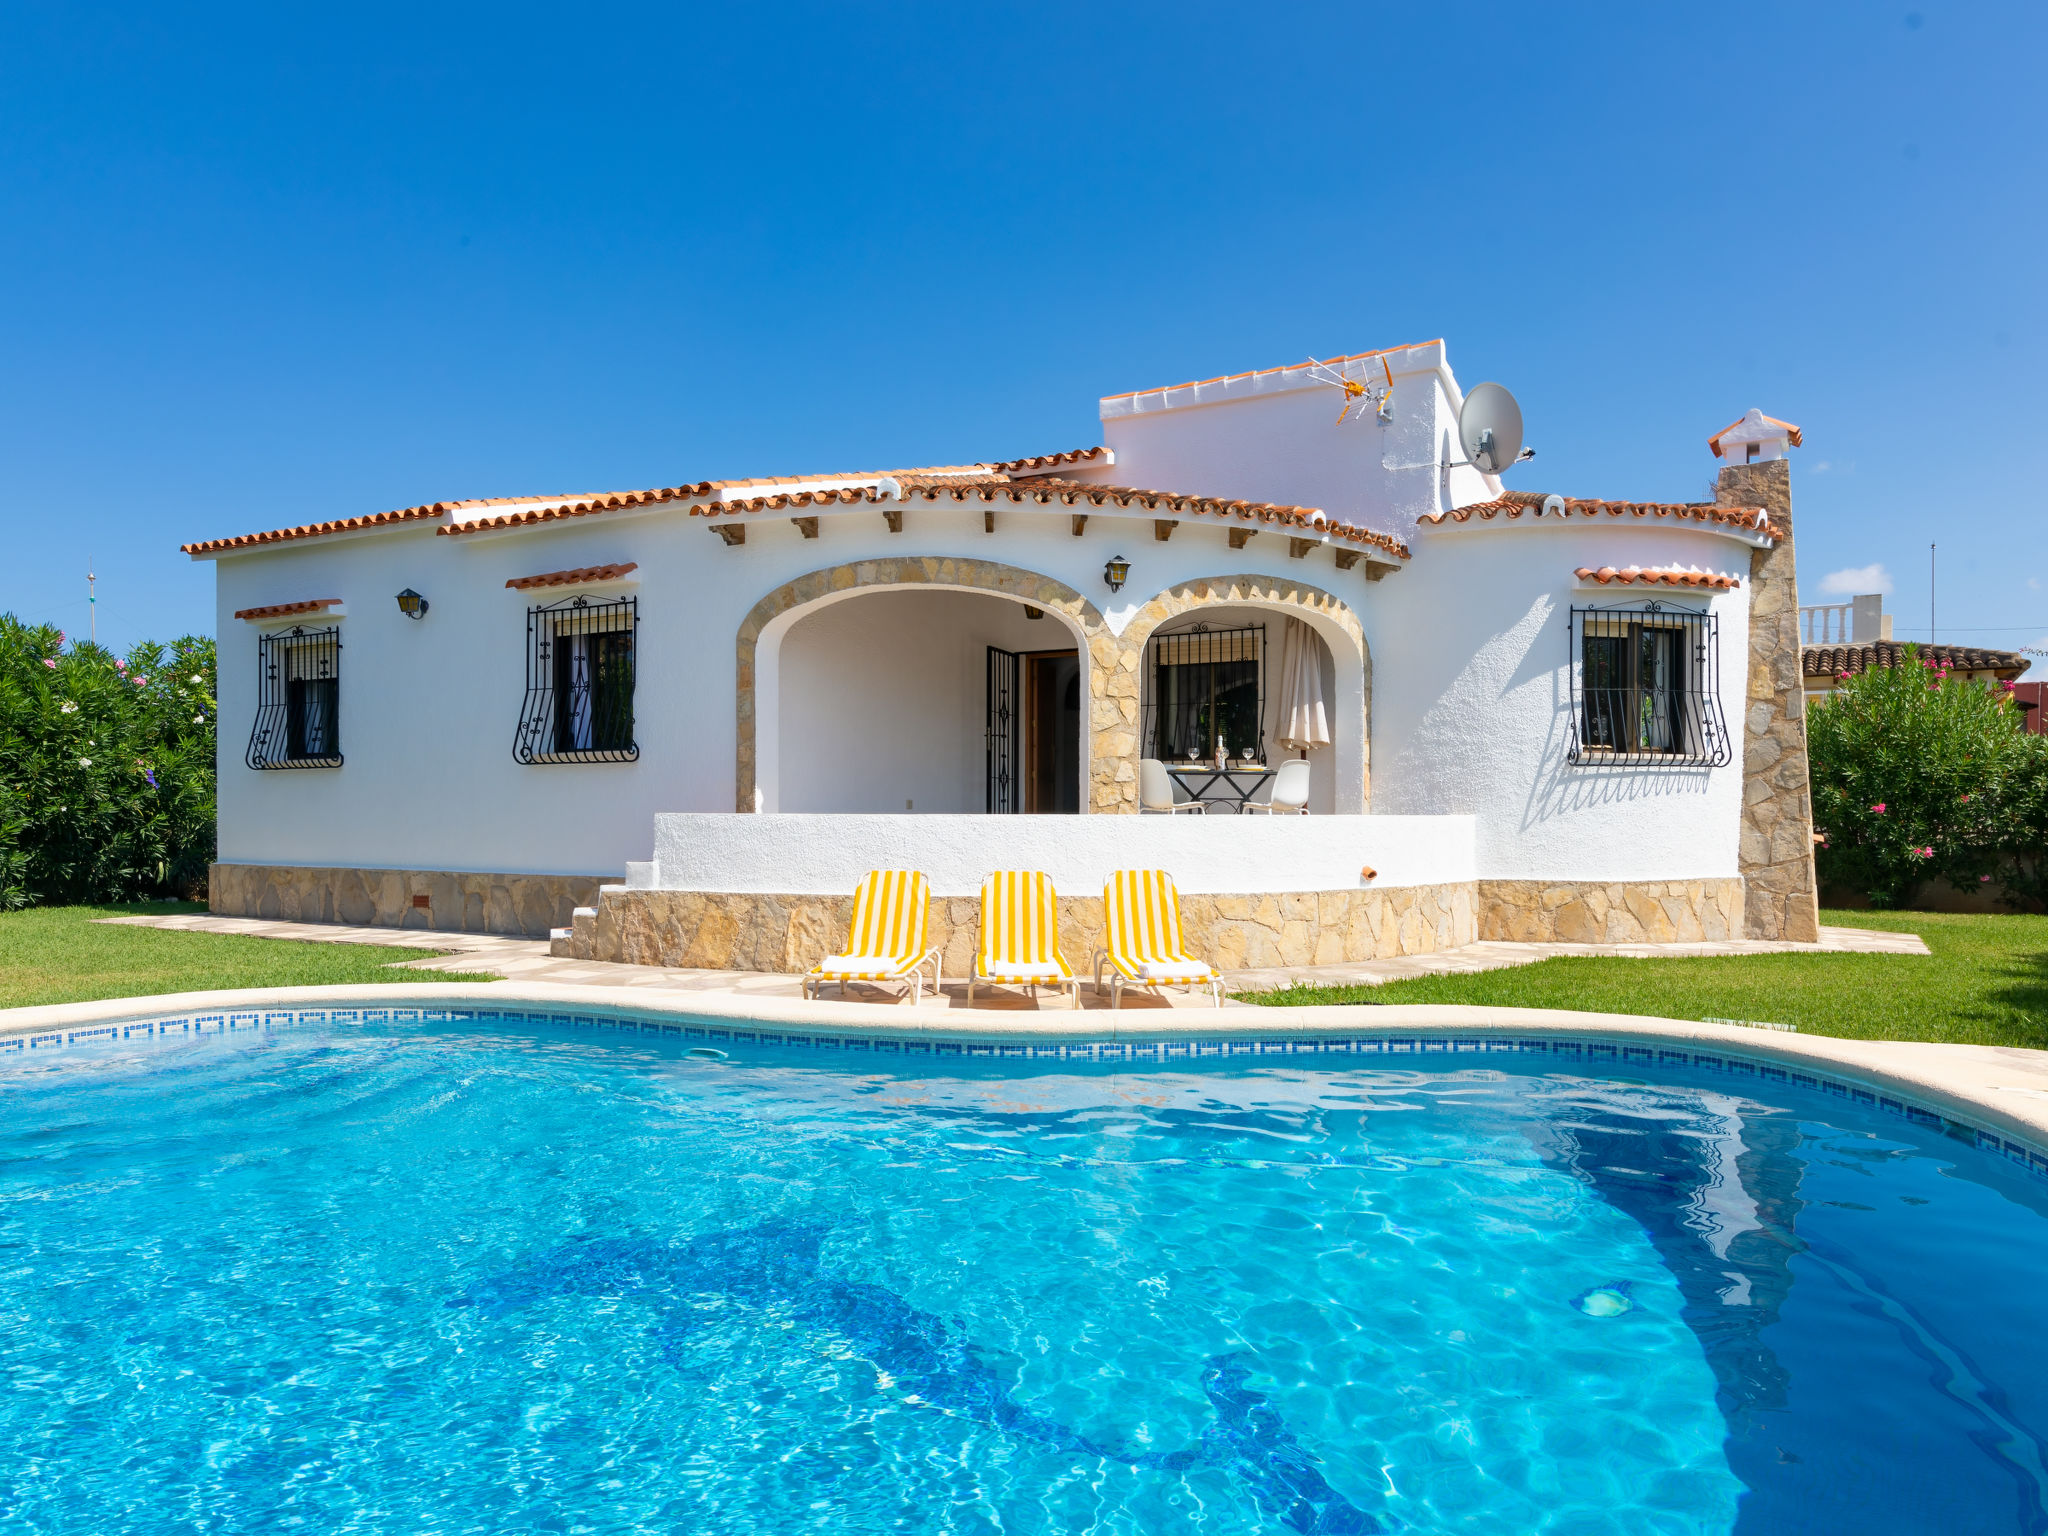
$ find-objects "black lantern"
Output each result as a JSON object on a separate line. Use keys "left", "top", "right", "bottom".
{"left": 395, "top": 588, "right": 429, "bottom": 620}
{"left": 1103, "top": 555, "right": 1130, "bottom": 593}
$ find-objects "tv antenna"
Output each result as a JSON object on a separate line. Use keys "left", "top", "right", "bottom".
{"left": 1444, "top": 381, "right": 1536, "bottom": 475}
{"left": 1303, "top": 354, "right": 1394, "bottom": 425}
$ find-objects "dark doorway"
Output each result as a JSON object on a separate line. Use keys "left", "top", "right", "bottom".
{"left": 1023, "top": 650, "right": 1081, "bottom": 813}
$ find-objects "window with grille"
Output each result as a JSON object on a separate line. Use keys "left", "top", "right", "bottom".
{"left": 1143, "top": 624, "right": 1266, "bottom": 761}
{"left": 1568, "top": 603, "right": 1729, "bottom": 766}
{"left": 514, "top": 595, "right": 639, "bottom": 764}
{"left": 246, "top": 625, "right": 342, "bottom": 769}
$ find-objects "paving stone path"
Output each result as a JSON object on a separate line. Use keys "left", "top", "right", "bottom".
{"left": 97, "top": 913, "right": 1928, "bottom": 1013}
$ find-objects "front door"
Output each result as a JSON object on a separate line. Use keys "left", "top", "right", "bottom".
{"left": 985, "top": 646, "right": 1021, "bottom": 813}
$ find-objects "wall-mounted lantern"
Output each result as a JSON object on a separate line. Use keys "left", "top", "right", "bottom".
{"left": 395, "top": 588, "right": 430, "bottom": 620}
{"left": 1103, "top": 555, "right": 1130, "bottom": 593}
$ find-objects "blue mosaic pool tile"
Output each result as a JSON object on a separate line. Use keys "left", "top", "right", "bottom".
{"left": 8, "top": 1004, "right": 2046, "bottom": 1182}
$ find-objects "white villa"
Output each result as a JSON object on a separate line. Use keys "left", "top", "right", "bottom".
{"left": 186, "top": 342, "right": 1819, "bottom": 974}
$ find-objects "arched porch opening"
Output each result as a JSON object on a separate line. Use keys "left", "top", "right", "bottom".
{"left": 1110, "top": 575, "right": 1371, "bottom": 814}
{"left": 738, "top": 559, "right": 1106, "bottom": 813}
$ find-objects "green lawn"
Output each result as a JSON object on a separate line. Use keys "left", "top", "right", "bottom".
{"left": 0, "top": 902, "right": 503, "bottom": 1011}
{"left": 1240, "top": 909, "right": 2048, "bottom": 1050}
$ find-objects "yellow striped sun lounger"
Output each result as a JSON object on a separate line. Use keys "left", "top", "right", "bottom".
{"left": 802, "top": 869, "right": 943, "bottom": 1003}
{"left": 1094, "top": 869, "right": 1223, "bottom": 1008}
{"left": 969, "top": 871, "right": 1078, "bottom": 1008}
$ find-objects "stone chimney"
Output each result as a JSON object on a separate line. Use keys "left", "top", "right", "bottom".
{"left": 1717, "top": 425, "right": 1819, "bottom": 943}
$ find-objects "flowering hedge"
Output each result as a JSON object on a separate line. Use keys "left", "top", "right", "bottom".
{"left": 0, "top": 614, "right": 216, "bottom": 908}
{"left": 1808, "top": 645, "right": 2042, "bottom": 907}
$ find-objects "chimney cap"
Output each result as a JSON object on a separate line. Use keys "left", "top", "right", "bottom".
{"left": 1710, "top": 408, "right": 1803, "bottom": 459}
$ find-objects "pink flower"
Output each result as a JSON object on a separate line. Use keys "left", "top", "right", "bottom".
{"left": 1981, "top": 875, "right": 1994, "bottom": 883}
{"left": 1961, "top": 793, "right": 1972, "bottom": 801}
{"left": 1916, "top": 846, "right": 1934, "bottom": 857}
{"left": 42, "top": 658, "right": 56, "bottom": 669}
{"left": 133, "top": 675, "right": 146, "bottom": 685}
{"left": 113, "top": 659, "right": 125, "bottom": 671}
{"left": 1871, "top": 802, "right": 1887, "bottom": 813}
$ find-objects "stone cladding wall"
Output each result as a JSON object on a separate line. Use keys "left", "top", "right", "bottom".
{"left": 1718, "top": 459, "right": 1821, "bottom": 941}
{"left": 557, "top": 880, "right": 1475, "bottom": 975}
{"left": 1477, "top": 878, "right": 1746, "bottom": 944}
{"left": 209, "top": 862, "right": 608, "bottom": 937}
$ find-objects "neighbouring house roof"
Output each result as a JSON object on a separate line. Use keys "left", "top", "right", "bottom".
{"left": 1574, "top": 566, "right": 1740, "bottom": 590}
{"left": 231, "top": 598, "right": 344, "bottom": 621}
{"left": 505, "top": 563, "right": 639, "bottom": 591}
{"left": 1802, "top": 641, "right": 2027, "bottom": 681}
{"left": 685, "top": 476, "right": 1413, "bottom": 560}
{"left": 1419, "top": 490, "right": 1780, "bottom": 543}
{"left": 1709, "top": 410, "right": 1803, "bottom": 458}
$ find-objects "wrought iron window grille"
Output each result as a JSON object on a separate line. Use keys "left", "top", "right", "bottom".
{"left": 1567, "top": 601, "right": 1729, "bottom": 767}
{"left": 247, "top": 625, "right": 342, "bottom": 769}
{"left": 514, "top": 595, "right": 640, "bottom": 764}
{"left": 1142, "top": 622, "right": 1267, "bottom": 762}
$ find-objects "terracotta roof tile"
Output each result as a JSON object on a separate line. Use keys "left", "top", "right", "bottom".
{"left": 231, "top": 598, "right": 343, "bottom": 621}
{"left": 444, "top": 485, "right": 714, "bottom": 538}
{"left": 688, "top": 477, "right": 1412, "bottom": 560}
{"left": 1803, "top": 641, "right": 2027, "bottom": 680}
{"left": 186, "top": 502, "right": 459, "bottom": 555}
{"left": 992, "top": 447, "right": 1109, "bottom": 475}
{"left": 1420, "top": 490, "right": 1780, "bottom": 542}
{"left": 505, "top": 562, "right": 639, "bottom": 591}
{"left": 1574, "top": 566, "right": 1739, "bottom": 590}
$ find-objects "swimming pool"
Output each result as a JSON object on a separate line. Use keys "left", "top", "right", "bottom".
{"left": 2, "top": 1010, "right": 2044, "bottom": 1534}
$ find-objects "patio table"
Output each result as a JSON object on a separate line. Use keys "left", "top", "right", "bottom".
{"left": 1164, "top": 765, "right": 1274, "bottom": 814}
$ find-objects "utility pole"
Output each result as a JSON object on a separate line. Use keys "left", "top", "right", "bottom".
{"left": 88, "top": 557, "right": 95, "bottom": 644}
{"left": 1929, "top": 542, "right": 1936, "bottom": 645}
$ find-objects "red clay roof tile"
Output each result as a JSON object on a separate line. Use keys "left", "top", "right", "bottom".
{"left": 1574, "top": 566, "right": 1740, "bottom": 590}
{"left": 231, "top": 598, "right": 343, "bottom": 621}
{"left": 505, "top": 562, "right": 640, "bottom": 591}
{"left": 1421, "top": 491, "right": 1780, "bottom": 542}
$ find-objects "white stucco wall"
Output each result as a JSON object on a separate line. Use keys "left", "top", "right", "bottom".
{"left": 1370, "top": 521, "right": 1752, "bottom": 881}
{"left": 198, "top": 345, "right": 1766, "bottom": 891}
{"left": 1097, "top": 339, "right": 1499, "bottom": 540}
{"left": 651, "top": 812, "right": 1474, "bottom": 897}
{"left": 777, "top": 588, "right": 1057, "bottom": 813}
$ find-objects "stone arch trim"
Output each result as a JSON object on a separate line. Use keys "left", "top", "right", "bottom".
{"left": 1095, "top": 573, "right": 1371, "bottom": 814}
{"left": 735, "top": 556, "right": 1110, "bottom": 813}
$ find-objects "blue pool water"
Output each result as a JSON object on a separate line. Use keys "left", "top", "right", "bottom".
{"left": 1, "top": 1017, "right": 2045, "bottom": 1534}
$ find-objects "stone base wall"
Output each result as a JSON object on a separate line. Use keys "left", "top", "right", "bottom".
{"left": 1477, "top": 878, "right": 1747, "bottom": 944}
{"left": 209, "top": 862, "right": 612, "bottom": 938}
{"left": 558, "top": 881, "right": 1478, "bottom": 974}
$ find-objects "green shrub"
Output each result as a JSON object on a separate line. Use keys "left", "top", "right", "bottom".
{"left": 0, "top": 615, "right": 216, "bottom": 907}
{"left": 1807, "top": 644, "right": 2033, "bottom": 906}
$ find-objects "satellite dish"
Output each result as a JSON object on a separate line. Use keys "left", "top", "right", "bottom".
{"left": 1458, "top": 382, "right": 1524, "bottom": 476}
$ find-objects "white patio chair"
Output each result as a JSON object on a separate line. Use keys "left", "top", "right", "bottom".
{"left": 1244, "top": 757, "right": 1311, "bottom": 814}
{"left": 1139, "top": 757, "right": 1209, "bottom": 814}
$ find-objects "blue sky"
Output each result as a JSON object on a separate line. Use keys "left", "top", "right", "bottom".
{"left": 3, "top": 3, "right": 2042, "bottom": 670}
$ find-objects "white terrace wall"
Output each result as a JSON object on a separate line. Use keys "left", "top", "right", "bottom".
{"left": 648, "top": 812, "right": 1475, "bottom": 896}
